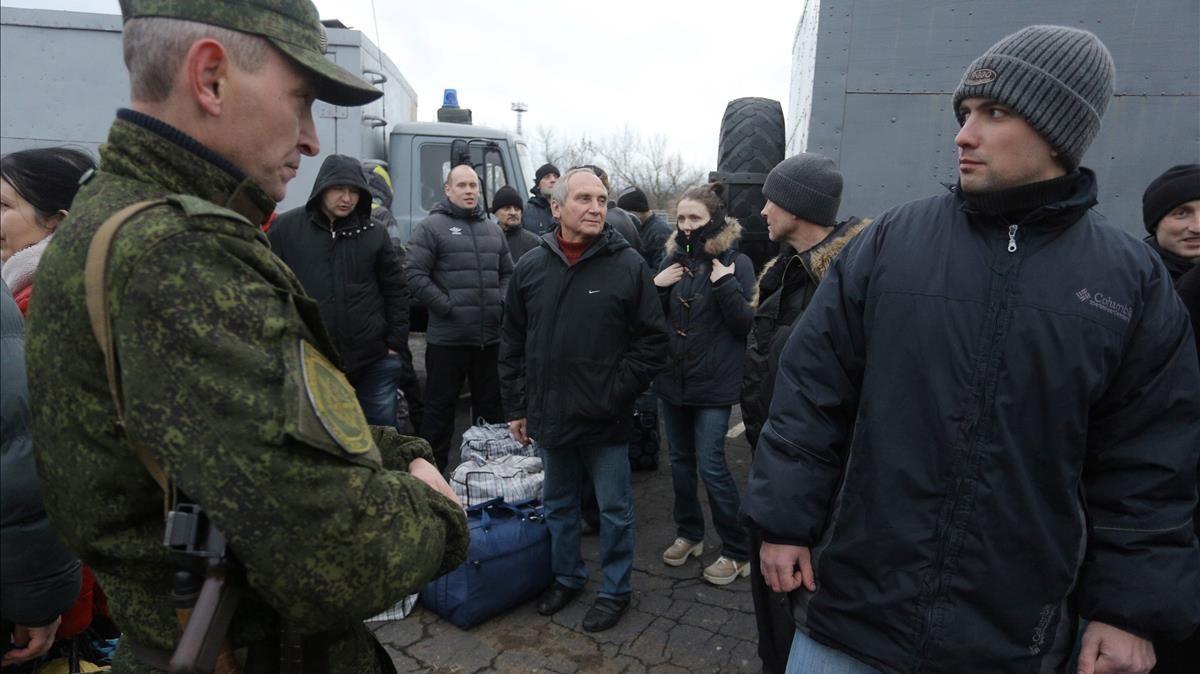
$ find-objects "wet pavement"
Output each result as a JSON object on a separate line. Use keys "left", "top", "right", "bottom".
{"left": 377, "top": 337, "right": 760, "bottom": 673}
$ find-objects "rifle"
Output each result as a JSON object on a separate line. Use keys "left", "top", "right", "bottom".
{"left": 164, "top": 502, "right": 242, "bottom": 674}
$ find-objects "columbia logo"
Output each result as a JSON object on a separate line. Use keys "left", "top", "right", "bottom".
{"left": 1076, "top": 287, "right": 1132, "bottom": 322}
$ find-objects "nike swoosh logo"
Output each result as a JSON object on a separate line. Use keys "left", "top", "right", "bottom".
{"left": 588, "top": 290, "right": 600, "bottom": 294}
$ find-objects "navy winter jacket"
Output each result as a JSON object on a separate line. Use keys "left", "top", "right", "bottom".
{"left": 499, "top": 225, "right": 669, "bottom": 449}
{"left": 653, "top": 218, "right": 755, "bottom": 407}
{"left": 743, "top": 170, "right": 1200, "bottom": 672}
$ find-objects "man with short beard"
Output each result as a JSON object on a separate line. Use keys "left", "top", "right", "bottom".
{"left": 744, "top": 25, "right": 1199, "bottom": 674}
{"left": 491, "top": 185, "right": 540, "bottom": 261}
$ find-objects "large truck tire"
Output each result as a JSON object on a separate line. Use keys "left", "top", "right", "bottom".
{"left": 715, "top": 97, "right": 786, "bottom": 273}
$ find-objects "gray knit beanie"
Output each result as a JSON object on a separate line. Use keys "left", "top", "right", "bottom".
{"left": 953, "top": 25, "right": 1115, "bottom": 169}
{"left": 762, "top": 153, "right": 843, "bottom": 227}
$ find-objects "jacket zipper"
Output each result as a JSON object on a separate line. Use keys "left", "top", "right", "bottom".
{"left": 917, "top": 230, "right": 1020, "bottom": 661}
{"left": 468, "top": 220, "right": 486, "bottom": 349}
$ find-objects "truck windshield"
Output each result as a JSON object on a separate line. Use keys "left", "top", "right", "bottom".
{"left": 418, "top": 142, "right": 511, "bottom": 213}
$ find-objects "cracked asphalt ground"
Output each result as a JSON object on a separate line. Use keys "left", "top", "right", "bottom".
{"left": 381, "top": 337, "right": 760, "bottom": 673}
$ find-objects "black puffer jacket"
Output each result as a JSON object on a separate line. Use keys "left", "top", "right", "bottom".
{"left": 740, "top": 217, "right": 868, "bottom": 447}
{"left": 1, "top": 281, "right": 82, "bottom": 628}
{"left": 269, "top": 154, "right": 409, "bottom": 375}
{"left": 653, "top": 217, "right": 755, "bottom": 407}
{"left": 521, "top": 190, "right": 555, "bottom": 235}
{"left": 406, "top": 199, "right": 513, "bottom": 347}
{"left": 743, "top": 171, "right": 1200, "bottom": 672}
{"left": 499, "top": 225, "right": 669, "bottom": 449}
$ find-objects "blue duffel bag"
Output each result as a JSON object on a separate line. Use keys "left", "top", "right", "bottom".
{"left": 419, "top": 498, "right": 553, "bottom": 628}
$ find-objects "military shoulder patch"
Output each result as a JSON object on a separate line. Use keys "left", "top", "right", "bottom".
{"left": 298, "top": 340, "right": 374, "bottom": 455}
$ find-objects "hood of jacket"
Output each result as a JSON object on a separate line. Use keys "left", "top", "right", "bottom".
{"left": 305, "top": 154, "right": 373, "bottom": 223}
{"left": 430, "top": 198, "right": 487, "bottom": 222}
{"left": 752, "top": 217, "right": 870, "bottom": 308}
{"left": 364, "top": 164, "right": 393, "bottom": 210}
{"left": 663, "top": 216, "right": 742, "bottom": 261}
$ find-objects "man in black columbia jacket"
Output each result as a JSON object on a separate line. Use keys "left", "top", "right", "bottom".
{"left": 269, "top": 154, "right": 410, "bottom": 427}
{"left": 407, "top": 164, "right": 513, "bottom": 468}
{"left": 743, "top": 25, "right": 1200, "bottom": 674}
{"left": 500, "top": 168, "right": 668, "bottom": 632}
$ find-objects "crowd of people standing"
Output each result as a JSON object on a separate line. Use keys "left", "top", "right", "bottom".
{"left": 0, "top": 5, "right": 1197, "bottom": 673}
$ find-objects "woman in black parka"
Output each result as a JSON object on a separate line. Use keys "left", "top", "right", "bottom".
{"left": 652, "top": 183, "right": 755, "bottom": 586}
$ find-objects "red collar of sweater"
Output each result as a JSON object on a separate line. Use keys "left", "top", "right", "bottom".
{"left": 556, "top": 230, "right": 592, "bottom": 265}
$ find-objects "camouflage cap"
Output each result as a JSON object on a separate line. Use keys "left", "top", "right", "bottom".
{"left": 119, "top": 0, "right": 382, "bottom": 107}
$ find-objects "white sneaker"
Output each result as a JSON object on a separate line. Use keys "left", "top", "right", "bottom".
{"left": 703, "top": 556, "right": 750, "bottom": 586}
{"left": 662, "top": 538, "right": 704, "bottom": 567}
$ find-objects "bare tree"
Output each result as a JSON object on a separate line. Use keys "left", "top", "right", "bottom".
{"left": 534, "top": 125, "right": 704, "bottom": 210}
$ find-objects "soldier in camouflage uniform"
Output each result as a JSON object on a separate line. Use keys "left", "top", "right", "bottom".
{"left": 25, "top": 1, "right": 468, "bottom": 672}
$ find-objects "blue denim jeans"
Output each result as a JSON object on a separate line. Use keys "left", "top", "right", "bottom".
{"left": 347, "top": 353, "right": 403, "bottom": 428}
{"left": 786, "top": 630, "right": 881, "bottom": 674}
{"left": 660, "top": 403, "right": 749, "bottom": 560}
{"left": 540, "top": 442, "right": 635, "bottom": 600}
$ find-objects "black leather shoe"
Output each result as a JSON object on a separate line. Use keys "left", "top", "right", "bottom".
{"left": 582, "top": 597, "right": 630, "bottom": 632}
{"left": 537, "top": 582, "right": 582, "bottom": 616}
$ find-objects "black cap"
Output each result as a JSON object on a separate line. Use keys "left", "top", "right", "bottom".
{"left": 1143, "top": 164, "right": 1200, "bottom": 234}
{"left": 535, "top": 163, "right": 560, "bottom": 184}
{"left": 491, "top": 185, "right": 523, "bottom": 213}
{"left": 617, "top": 186, "right": 650, "bottom": 213}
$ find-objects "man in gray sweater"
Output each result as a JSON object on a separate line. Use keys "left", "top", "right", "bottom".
{"left": 406, "top": 164, "right": 514, "bottom": 468}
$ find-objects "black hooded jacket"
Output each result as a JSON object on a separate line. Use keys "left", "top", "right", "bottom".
{"left": 653, "top": 217, "right": 756, "bottom": 407}
{"left": 742, "top": 170, "right": 1200, "bottom": 672}
{"left": 269, "top": 154, "right": 409, "bottom": 375}
{"left": 499, "top": 225, "right": 669, "bottom": 449}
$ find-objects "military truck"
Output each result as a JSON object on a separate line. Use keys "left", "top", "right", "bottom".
{"left": 713, "top": 0, "right": 1200, "bottom": 272}
{"left": 0, "top": 7, "right": 532, "bottom": 239}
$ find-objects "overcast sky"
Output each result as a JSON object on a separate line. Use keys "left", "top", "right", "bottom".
{"left": 2, "top": 0, "right": 801, "bottom": 172}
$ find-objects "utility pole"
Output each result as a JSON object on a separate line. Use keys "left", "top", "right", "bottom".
{"left": 511, "top": 101, "right": 528, "bottom": 136}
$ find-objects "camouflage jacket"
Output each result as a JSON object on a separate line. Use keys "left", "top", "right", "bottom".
{"left": 27, "top": 110, "right": 468, "bottom": 673}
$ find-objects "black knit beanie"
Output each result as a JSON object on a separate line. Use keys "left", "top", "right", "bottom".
{"left": 1143, "top": 164, "right": 1200, "bottom": 234}
{"left": 617, "top": 186, "right": 650, "bottom": 213}
{"left": 535, "top": 163, "right": 560, "bottom": 183}
{"left": 491, "top": 185, "right": 523, "bottom": 213}
{"left": 762, "top": 153, "right": 843, "bottom": 227}
{"left": 953, "top": 25, "right": 1115, "bottom": 170}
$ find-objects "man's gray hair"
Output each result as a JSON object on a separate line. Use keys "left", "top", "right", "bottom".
{"left": 549, "top": 167, "right": 598, "bottom": 206}
{"left": 123, "top": 17, "right": 270, "bottom": 103}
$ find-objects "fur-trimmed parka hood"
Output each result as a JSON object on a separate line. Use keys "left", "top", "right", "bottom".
{"left": 663, "top": 216, "right": 742, "bottom": 261}
{"left": 752, "top": 217, "right": 871, "bottom": 308}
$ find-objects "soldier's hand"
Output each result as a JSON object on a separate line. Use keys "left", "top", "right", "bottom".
{"left": 2, "top": 617, "right": 60, "bottom": 667}
{"left": 1076, "top": 621, "right": 1156, "bottom": 674}
{"left": 509, "top": 418, "right": 531, "bottom": 445}
{"left": 654, "top": 263, "right": 685, "bottom": 288}
{"left": 408, "top": 458, "right": 463, "bottom": 511}
{"left": 760, "top": 542, "right": 816, "bottom": 594}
